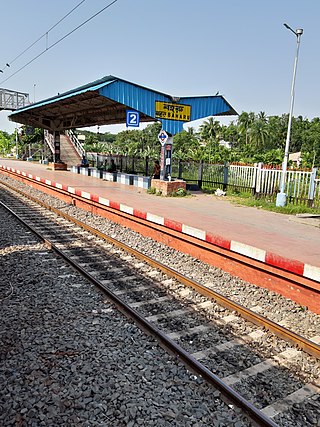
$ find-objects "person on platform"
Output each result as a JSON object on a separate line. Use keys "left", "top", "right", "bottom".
{"left": 107, "top": 159, "right": 117, "bottom": 172}
{"left": 80, "top": 155, "right": 89, "bottom": 167}
{"left": 152, "top": 160, "right": 160, "bottom": 179}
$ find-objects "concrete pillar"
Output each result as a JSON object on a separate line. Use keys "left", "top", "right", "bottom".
{"left": 53, "top": 131, "right": 61, "bottom": 163}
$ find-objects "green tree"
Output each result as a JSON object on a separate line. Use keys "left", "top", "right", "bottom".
{"left": 237, "top": 111, "right": 255, "bottom": 146}
{"left": 250, "top": 119, "right": 269, "bottom": 151}
{"left": 0, "top": 131, "right": 13, "bottom": 156}
{"left": 199, "top": 117, "right": 221, "bottom": 142}
{"left": 173, "top": 129, "right": 200, "bottom": 160}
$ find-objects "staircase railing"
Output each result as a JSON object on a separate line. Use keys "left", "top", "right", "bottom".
{"left": 65, "top": 129, "right": 85, "bottom": 157}
{"left": 44, "top": 130, "right": 55, "bottom": 153}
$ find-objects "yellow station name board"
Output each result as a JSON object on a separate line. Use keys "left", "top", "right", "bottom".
{"left": 155, "top": 101, "right": 191, "bottom": 122}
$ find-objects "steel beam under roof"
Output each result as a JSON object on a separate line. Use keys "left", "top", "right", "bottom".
{"left": 9, "top": 75, "right": 237, "bottom": 134}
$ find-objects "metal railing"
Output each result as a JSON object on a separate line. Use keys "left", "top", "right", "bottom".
{"left": 84, "top": 153, "right": 319, "bottom": 207}
{"left": 0, "top": 88, "right": 29, "bottom": 111}
{"left": 65, "top": 129, "right": 85, "bottom": 157}
{"left": 44, "top": 130, "right": 55, "bottom": 153}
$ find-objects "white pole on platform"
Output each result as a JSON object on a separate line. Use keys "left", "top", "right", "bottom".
{"left": 276, "top": 24, "right": 303, "bottom": 207}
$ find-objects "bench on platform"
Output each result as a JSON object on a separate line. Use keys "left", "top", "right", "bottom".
{"left": 70, "top": 166, "right": 151, "bottom": 189}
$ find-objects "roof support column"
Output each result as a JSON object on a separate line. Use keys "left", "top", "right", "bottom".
{"left": 53, "top": 131, "right": 61, "bottom": 163}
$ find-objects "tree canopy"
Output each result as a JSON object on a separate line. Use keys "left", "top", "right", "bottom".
{"left": 1, "top": 113, "right": 319, "bottom": 168}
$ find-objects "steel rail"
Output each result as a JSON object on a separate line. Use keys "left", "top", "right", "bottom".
{"left": 0, "top": 198, "right": 279, "bottom": 427}
{"left": 1, "top": 180, "right": 319, "bottom": 360}
{"left": 2, "top": 169, "right": 320, "bottom": 297}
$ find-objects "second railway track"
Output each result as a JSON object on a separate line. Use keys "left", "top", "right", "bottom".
{"left": 0, "top": 177, "right": 319, "bottom": 426}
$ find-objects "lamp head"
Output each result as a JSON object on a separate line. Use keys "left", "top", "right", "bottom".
{"left": 284, "top": 23, "right": 303, "bottom": 37}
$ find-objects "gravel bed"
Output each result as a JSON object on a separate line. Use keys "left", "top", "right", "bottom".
{"left": 274, "top": 394, "right": 320, "bottom": 426}
{"left": 0, "top": 204, "right": 252, "bottom": 426}
{"left": 125, "top": 288, "right": 169, "bottom": 302}
{"left": 199, "top": 346, "right": 264, "bottom": 378}
{"left": 177, "top": 330, "right": 231, "bottom": 352}
{"left": 233, "top": 367, "right": 305, "bottom": 409}
{"left": 0, "top": 173, "right": 318, "bottom": 340}
{"left": 157, "top": 314, "right": 204, "bottom": 332}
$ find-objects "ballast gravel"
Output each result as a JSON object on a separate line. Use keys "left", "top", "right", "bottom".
{"left": 0, "top": 205, "right": 251, "bottom": 426}
{"left": 0, "top": 174, "right": 318, "bottom": 341}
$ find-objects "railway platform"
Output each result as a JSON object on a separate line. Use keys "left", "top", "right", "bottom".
{"left": 0, "top": 159, "right": 319, "bottom": 284}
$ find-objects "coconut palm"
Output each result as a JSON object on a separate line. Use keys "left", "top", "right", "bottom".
{"left": 199, "top": 117, "right": 221, "bottom": 142}
{"left": 237, "top": 111, "right": 255, "bottom": 145}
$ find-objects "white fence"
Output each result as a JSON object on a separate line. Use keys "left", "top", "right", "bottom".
{"left": 182, "top": 161, "right": 319, "bottom": 207}
{"left": 227, "top": 163, "right": 319, "bottom": 206}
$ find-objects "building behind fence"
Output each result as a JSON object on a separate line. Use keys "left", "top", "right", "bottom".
{"left": 87, "top": 153, "right": 319, "bottom": 208}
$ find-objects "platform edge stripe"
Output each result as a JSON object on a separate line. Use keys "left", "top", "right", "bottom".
{"left": 231, "top": 241, "right": 266, "bottom": 262}
{"left": 146, "top": 213, "right": 165, "bottom": 225}
{"left": 182, "top": 224, "right": 206, "bottom": 240}
{"left": 303, "top": 264, "right": 320, "bottom": 282}
{"left": 109, "top": 200, "right": 120, "bottom": 210}
{"left": 68, "top": 186, "right": 75, "bottom": 194}
{"left": 164, "top": 218, "right": 183, "bottom": 232}
{"left": 265, "top": 252, "right": 304, "bottom": 276}
{"left": 90, "top": 194, "right": 99, "bottom": 202}
{"left": 45, "top": 179, "right": 52, "bottom": 185}
{"left": 120, "top": 204, "right": 134, "bottom": 215}
{"left": 98, "top": 196, "right": 110, "bottom": 207}
{"left": 81, "top": 191, "right": 91, "bottom": 199}
{"left": 55, "top": 183, "right": 63, "bottom": 189}
{"left": 206, "top": 232, "right": 231, "bottom": 250}
{"left": 133, "top": 209, "right": 147, "bottom": 220}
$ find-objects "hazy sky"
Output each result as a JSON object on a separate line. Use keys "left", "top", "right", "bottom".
{"left": 0, "top": 0, "right": 318, "bottom": 134}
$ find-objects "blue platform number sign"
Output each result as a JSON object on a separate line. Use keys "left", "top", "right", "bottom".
{"left": 126, "top": 110, "right": 140, "bottom": 127}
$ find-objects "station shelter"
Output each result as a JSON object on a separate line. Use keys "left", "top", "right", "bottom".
{"left": 8, "top": 75, "right": 237, "bottom": 178}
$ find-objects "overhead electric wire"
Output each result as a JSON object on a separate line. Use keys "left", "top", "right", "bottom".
{"left": 0, "top": 0, "right": 86, "bottom": 73}
{"left": 0, "top": 0, "right": 118, "bottom": 85}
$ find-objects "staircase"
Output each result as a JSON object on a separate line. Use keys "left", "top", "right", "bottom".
{"left": 60, "top": 132, "right": 82, "bottom": 167}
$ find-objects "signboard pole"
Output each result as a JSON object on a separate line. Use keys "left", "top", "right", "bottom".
{"left": 158, "top": 130, "right": 173, "bottom": 180}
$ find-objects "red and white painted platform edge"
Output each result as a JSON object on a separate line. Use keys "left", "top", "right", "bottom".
{"left": 1, "top": 164, "right": 320, "bottom": 284}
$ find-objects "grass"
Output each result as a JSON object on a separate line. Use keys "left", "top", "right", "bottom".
{"left": 147, "top": 187, "right": 190, "bottom": 197}
{"left": 225, "top": 190, "right": 320, "bottom": 215}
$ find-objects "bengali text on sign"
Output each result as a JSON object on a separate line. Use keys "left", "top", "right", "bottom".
{"left": 155, "top": 101, "right": 191, "bottom": 122}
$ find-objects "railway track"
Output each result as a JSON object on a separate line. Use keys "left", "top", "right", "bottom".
{"left": 0, "top": 180, "right": 319, "bottom": 426}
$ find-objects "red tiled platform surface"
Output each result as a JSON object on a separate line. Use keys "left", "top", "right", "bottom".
{"left": 1, "top": 159, "right": 319, "bottom": 280}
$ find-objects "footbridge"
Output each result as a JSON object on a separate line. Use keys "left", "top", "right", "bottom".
{"left": 0, "top": 88, "right": 29, "bottom": 111}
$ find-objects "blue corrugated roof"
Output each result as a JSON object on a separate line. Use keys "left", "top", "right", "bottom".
{"left": 10, "top": 77, "right": 116, "bottom": 114}
{"left": 9, "top": 75, "right": 237, "bottom": 134}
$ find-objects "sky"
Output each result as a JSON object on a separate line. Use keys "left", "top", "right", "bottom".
{"left": 0, "top": 0, "right": 318, "bottom": 135}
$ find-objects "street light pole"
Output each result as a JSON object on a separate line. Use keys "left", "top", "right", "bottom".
{"left": 276, "top": 24, "right": 303, "bottom": 207}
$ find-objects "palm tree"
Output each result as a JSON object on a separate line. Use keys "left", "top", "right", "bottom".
{"left": 237, "top": 111, "right": 255, "bottom": 145}
{"left": 258, "top": 111, "right": 267, "bottom": 123}
{"left": 250, "top": 120, "right": 269, "bottom": 151}
{"left": 199, "top": 117, "right": 221, "bottom": 142}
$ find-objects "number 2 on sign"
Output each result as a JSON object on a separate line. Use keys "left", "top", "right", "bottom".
{"left": 126, "top": 110, "right": 140, "bottom": 127}
{"left": 129, "top": 113, "right": 137, "bottom": 124}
